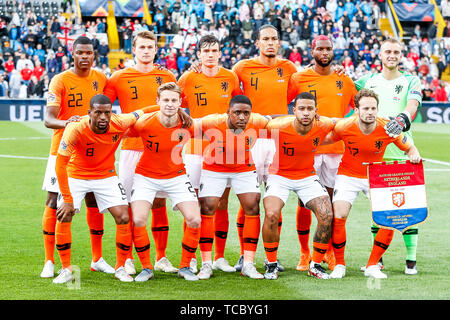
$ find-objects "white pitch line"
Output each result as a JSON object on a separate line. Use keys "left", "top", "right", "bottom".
{"left": 0, "top": 154, "right": 47, "bottom": 160}
{"left": 423, "top": 158, "right": 450, "bottom": 167}
{"left": 0, "top": 137, "right": 50, "bottom": 141}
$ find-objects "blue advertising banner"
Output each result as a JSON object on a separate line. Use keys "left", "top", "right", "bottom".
{"left": 114, "top": 0, "right": 144, "bottom": 17}
{"left": 393, "top": 3, "right": 435, "bottom": 22}
{"left": 78, "top": 0, "right": 108, "bottom": 17}
{"left": 0, "top": 100, "right": 121, "bottom": 121}
{"left": 0, "top": 100, "right": 449, "bottom": 122}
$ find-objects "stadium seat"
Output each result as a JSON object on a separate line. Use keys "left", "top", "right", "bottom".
{"left": 42, "top": 1, "right": 49, "bottom": 9}
{"left": 25, "top": 1, "right": 31, "bottom": 9}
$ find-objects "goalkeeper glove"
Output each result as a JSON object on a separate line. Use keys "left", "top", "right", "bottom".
{"left": 384, "top": 111, "right": 411, "bottom": 138}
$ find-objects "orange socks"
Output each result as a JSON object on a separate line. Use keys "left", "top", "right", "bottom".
{"left": 332, "top": 217, "right": 347, "bottom": 266}
{"left": 243, "top": 214, "right": 260, "bottom": 262}
{"left": 180, "top": 225, "right": 200, "bottom": 269}
{"left": 263, "top": 241, "right": 279, "bottom": 264}
{"left": 236, "top": 206, "right": 245, "bottom": 255}
{"left": 199, "top": 214, "right": 214, "bottom": 262}
{"left": 115, "top": 223, "right": 132, "bottom": 270}
{"left": 42, "top": 206, "right": 57, "bottom": 263}
{"left": 55, "top": 221, "right": 72, "bottom": 269}
{"left": 86, "top": 206, "right": 104, "bottom": 263}
{"left": 296, "top": 205, "right": 312, "bottom": 255}
{"left": 151, "top": 206, "right": 169, "bottom": 261}
{"left": 312, "top": 241, "right": 328, "bottom": 265}
{"left": 214, "top": 209, "right": 229, "bottom": 261}
{"left": 367, "top": 228, "right": 394, "bottom": 267}
{"left": 132, "top": 225, "right": 153, "bottom": 270}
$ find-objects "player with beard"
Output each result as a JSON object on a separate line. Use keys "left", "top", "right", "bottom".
{"left": 40, "top": 36, "right": 111, "bottom": 278}
{"left": 231, "top": 25, "right": 297, "bottom": 272}
{"left": 321, "top": 89, "right": 421, "bottom": 279}
{"left": 354, "top": 38, "right": 422, "bottom": 275}
{"left": 287, "top": 35, "right": 356, "bottom": 272}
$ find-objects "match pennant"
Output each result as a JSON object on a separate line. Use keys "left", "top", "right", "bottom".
{"left": 366, "top": 160, "right": 428, "bottom": 233}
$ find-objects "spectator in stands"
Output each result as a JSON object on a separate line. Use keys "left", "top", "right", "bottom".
{"left": 9, "top": 69, "right": 22, "bottom": 98}
{"left": 33, "top": 60, "right": 44, "bottom": 80}
{"left": 33, "top": 43, "right": 46, "bottom": 64}
{"left": 16, "top": 53, "right": 33, "bottom": 72}
{"left": 177, "top": 50, "right": 190, "bottom": 72}
{"left": 97, "top": 40, "right": 110, "bottom": 66}
{"left": 5, "top": 56, "right": 15, "bottom": 74}
{"left": 0, "top": 74, "right": 9, "bottom": 97}
{"left": 435, "top": 80, "right": 448, "bottom": 102}
{"left": 27, "top": 75, "right": 43, "bottom": 98}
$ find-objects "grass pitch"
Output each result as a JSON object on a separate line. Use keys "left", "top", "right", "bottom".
{"left": 0, "top": 121, "right": 449, "bottom": 301}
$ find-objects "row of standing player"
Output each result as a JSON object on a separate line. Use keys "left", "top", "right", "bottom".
{"left": 40, "top": 26, "right": 422, "bottom": 283}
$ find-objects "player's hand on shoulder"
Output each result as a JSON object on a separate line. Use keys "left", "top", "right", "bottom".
{"left": 154, "top": 63, "right": 167, "bottom": 71}
{"left": 331, "top": 64, "right": 348, "bottom": 77}
{"left": 56, "top": 202, "right": 75, "bottom": 222}
{"left": 188, "top": 60, "right": 202, "bottom": 73}
{"left": 178, "top": 108, "right": 193, "bottom": 128}
{"left": 65, "top": 115, "right": 81, "bottom": 126}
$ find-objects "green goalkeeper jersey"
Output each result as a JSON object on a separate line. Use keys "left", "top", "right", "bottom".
{"left": 354, "top": 72, "right": 422, "bottom": 160}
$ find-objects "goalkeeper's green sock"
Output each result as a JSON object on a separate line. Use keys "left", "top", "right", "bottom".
{"left": 371, "top": 224, "right": 379, "bottom": 241}
{"left": 403, "top": 227, "right": 418, "bottom": 262}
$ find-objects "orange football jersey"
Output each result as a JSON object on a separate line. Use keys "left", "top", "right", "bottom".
{"left": 178, "top": 67, "right": 242, "bottom": 156}
{"left": 332, "top": 117, "right": 412, "bottom": 178}
{"left": 127, "top": 111, "right": 194, "bottom": 179}
{"left": 103, "top": 67, "right": 177, "bottom": 151}
{"left": 199, "top": 113, "right": 269, "bottom": 173}
{"left": 232, "top": 58, "right": 297, "bottom": 115}
{"left": 287, "top": 68, "right": 356, "bottom": 154}
{"left": 267, "top": 116, "right": 336, "bottom": 179}
{"left": 58, "top": 112, "right": 142, "bottom": 180}
{"left": 47, "top": 69, "right": 107, "bottom": 155}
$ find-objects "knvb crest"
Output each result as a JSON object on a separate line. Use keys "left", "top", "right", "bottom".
{"left": 112, "top": 134, "right": 120, "bottom": 142}
{"left": 392, "top": 192, "right": 405, "bottom": 208}
{"left": 336, "top": 80, "right": 343, "bottom": 90}
{"left": 375, "top": 140, "right": 383, "bottom": 150}
{"left": 177, "top": 132, "right": 185, "bottom": 142}
{"left": 395, "top": 85, "right": 403, "bottom": 94}
{"left": 312, "top": 137, "right": 320, "bottom": 147}
{"left": 276, "top": 67, "right": 283, "bottom": 77}
{"left": 156, "top": 76, "right": 163, "bottom": 85}
{"left": 92, "top": 80, "right": 99, "bottom": 91}
{"left": 221, "top": 81, "right": 229, "bottom": 92}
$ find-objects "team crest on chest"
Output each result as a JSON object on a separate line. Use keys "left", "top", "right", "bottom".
{"left": 221, "top": 81, "right": 229, "bottom": 92}
{"left": 395, "top": 85, "right": 403, "bottom": 94}
{"left": 276, "top": 67, "right": 283, "bottom": 77}
{"left": 112, "top": 134, "right": 120, "bottom": 142}
{"left": 156, "top": 76, "right": 163, "bottom": 85}
{"left": 374, "top": 140, "right": 383, "bottom": 150}
{"left": 336, "top": 80, "right": 343, "bottom": 90}
{"left": 92, "top": 80, "right": 99, "bottom": 91}
{"left": 312, "top": 137, "right": 320, "bottom": 147}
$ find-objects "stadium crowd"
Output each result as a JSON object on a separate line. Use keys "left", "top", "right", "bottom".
{"left": 0, "top": 0, "right": 449, "bottom": 101}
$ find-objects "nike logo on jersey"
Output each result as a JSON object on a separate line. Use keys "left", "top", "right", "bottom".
{"left": 148, "top": 135, "right": 157, "bottom": 138}
{"left": 307, "top": 84, "right": 316, "bottom": 87}
{"left": 283, "top": 142, "right": 292, "bottom": 145}
{"left": 195, "top": 85, "right": 203, "bottom": 89}
{"left": 250, "top": 72, "right": 259, "bottom": 75}
{"left": 87, "top": 142, "right": 94, "bottom": 145}
{"left": 128, "top": 80, "right": 136, "bottom": 83}
{"left": 70, "top": 86, "right": 77, "bottom": 90}
{"left": 348, "top": 141, "right": 356, "bottom": 144}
